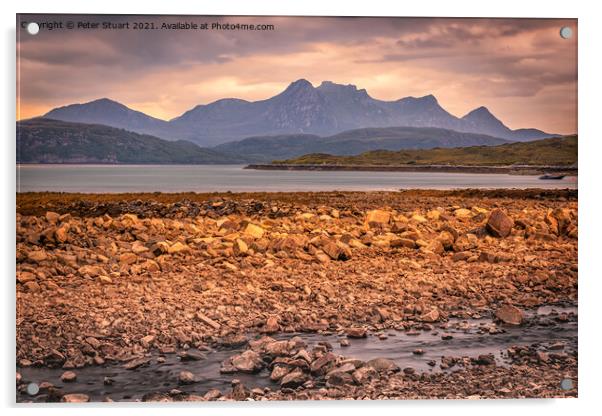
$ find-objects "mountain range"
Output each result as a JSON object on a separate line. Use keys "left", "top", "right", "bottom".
{"left": 43, "top": 79, "right": 555, "bottom": 147}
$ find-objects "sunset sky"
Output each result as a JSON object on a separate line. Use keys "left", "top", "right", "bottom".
{"left": 17, "top": 15, "right": 577, "bottom": 134}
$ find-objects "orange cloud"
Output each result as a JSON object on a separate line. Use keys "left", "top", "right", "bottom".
{"left": 17, "top": 15, "right": 577, "bottom": 134}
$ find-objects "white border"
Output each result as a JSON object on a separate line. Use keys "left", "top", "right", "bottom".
{"left": 2, "top": 1, "right": 600, "bottom": 415}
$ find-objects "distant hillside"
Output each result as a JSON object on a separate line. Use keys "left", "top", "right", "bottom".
{"left": 41, "top": 80, "right": 555, "bottom": 146}
{"left": 215, "top": 126, "right": 511, "bottom": 161}
{"left": 276, "top": 136, "right": 577, "bottom": 166}
{"left": 16, "top": 118, "right": 246, "bottom": 164}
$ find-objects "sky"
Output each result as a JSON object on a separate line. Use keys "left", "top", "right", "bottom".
{"left": 17, "top": 15, "right": 577, "bottom": 134}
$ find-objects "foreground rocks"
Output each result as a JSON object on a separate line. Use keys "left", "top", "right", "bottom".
{"left": 15, "top": 190, "right": 577, "bottom": 400}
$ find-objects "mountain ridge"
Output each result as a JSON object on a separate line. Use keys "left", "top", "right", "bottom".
{"left": 17, "top": 118, "right": 246, "bottom": 164}
{"left": 41, "top": 79, "right": 557, "bottom": 146}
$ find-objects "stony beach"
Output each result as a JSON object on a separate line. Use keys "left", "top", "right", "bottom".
{"left": 16, "top": 189, "right": 578, "bottom": 402}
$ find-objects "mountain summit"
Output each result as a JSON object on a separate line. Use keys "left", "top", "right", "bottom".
{"left": 42, "top": 80, "right": 554, "bottom": 146}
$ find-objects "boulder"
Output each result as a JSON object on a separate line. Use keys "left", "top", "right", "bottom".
{"left": 352, "top": 366, "right": 377, "bottom": 384}
{"left": 27, "top": 250, "right": 47, "bottom": 263}
{"left": 366, "top": 357, "right": 400, "bottom": 373}
{"left": 231, "top": 350, "right": 264, "bottom": 373}
{"left": 119, "top": 253, "right": 137, "bottom": 265}
{"left": 243, "top": 223, "right": 265, "bottom": 239}
{"left": 280, "top": 368, "right": 308, "bottom": 388}
{"left": 263, "top": 316, "right": 280, "bottom": 334}
{"left": 365, "top": 210, "right": 391, "bottom": 227}
{"left": 495, "top": 304, "right": 524, "bottom": 325}
{"left": 486, "top": 209, "right": 514, "bottom": 238}
{"left": 45, "top": 211, "right": 60, "bottom": 224}
{"left": 346, "top": 327, "right": 367, "bottom": 338}
{"left": 168, "top": 242, "right": 190, "bottom": 254}
{"left": 270, "top": 365, "right": 291, "bottom": 381}
{"left": 419, "top": 308, "right": 440, "bottom": 323}
{"left": 390, "top": 238, "right": 416, "bottom": 249}
{"left": 321, "top": 240, "right": 352, "bottom": 261}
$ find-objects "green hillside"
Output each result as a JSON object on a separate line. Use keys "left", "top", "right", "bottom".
{"left": 17, "top": 118, "right": 245, "bottom": 164}
{"left": 275, "top": 135, "right": 577, "bottom": 166}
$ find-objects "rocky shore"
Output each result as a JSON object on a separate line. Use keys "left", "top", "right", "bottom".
{"left": 245, "top": 164, "right": 578, "bottom": 176}
{"left": 16, "top": 190, "right": 578, "bottom": 401}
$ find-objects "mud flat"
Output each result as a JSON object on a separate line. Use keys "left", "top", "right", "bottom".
{"left": 16, "top": 190, "right": 578, "bottom": 401}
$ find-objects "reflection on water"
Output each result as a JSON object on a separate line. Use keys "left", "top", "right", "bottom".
{"left": 16, "top": 165, "right": 577, "bottom": 193}
{"left": 16, "top": 164, "right": 577, "bottom": 193}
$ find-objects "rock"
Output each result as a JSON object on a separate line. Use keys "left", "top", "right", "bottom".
{"left": 263, "top": 316, "right": 280, "bottom": 334}
{"left": 46, "top": 211, "right": 61, "bottom": 224}
{"left": 437, "top": 231, "right": 455, "bottom": 250}
{"left": 243, "top": 223, "right": 265, "bottom": 239}
{"left": 270, "top": 365, "right": 291, "bottom": 381}
{"left": 366, "top": 357, "right": 400, "bottom": 373}
{"left": 390, "top": 238, "right": 417, "bottom": 249}
{"left": 495, "top": 304, "right": 524, "bottom": 325}
{"left": 123, "top": 357, "right": 151, "bottom": 370}
{"left": 140, "top": 335, "right": 155, "bottom": 348}
{"left": 424, "top": 240, "right": 444, "bottom": 255}
{"left": 178, "top": 370, "right": 195, "bottom": 384}
{"left": 17, "top": 271, "right": 36, "bottom": 283}
{"left": 231, "top": 379, "right": 250, "bottom": 401}
{"left": 204, "top": 389, "right": 222, "bottom": 401}
{"left": 474, "top": 354, "right": 496, "bottom": 365}
{"left": 150, "top": 241, "right": 169, "bottom": 256}
{"left": 233, "top": 239, "right": 248, "bottom": 255}
{"left": 119, "top": 252, "right": 137, "bottom": 265}
{"left": 310, "top": 352, "right": 337, "bottom": 375}
{"left": 168, "top": 242, "right": 190, "bottom": 254}
{"left": 27, "top": 250, "right": 47, "bottom": 263}
{"left": 55, "top": 224, "right": 70, "bottom": 243}
{"left": 365, "top": 210, "right": 391, "bottom": 226}
{"left": 23, "top": 281, "right": 41, "bottom": 293}
{"left": 99, "top": 276, "right": 113, "bottom": 285}
{"left": 403, "top": 367, "right": 416, "bottom": 375}
{"left": 454, "top": 208, "right": 472, "bottom": 219}
{"left": 78, "top": 265, "right": 105, "bottom": 277}
{"left": 452, "top": 251, "right": 471, "bottom": 262}
{"left": 486, "top": 209, "right": 514, "bottom": 238}
{"left": 61, "top": 393, "right": 89, "bottom": 403}
{"left": 352, "top": 366, "right": 377, "bottom": 384}
{"left": 346, "top": 327, "right": 367, "bottom": 338}
{"left": 61, "top": 370, "right": 77, "bottom": 382}
{"left": 419, "top": 308, "right": 440, "bottom": 323}
{"left": 326, "top": 371, "right": 354, "bottom": 386}
{"left": 322, "top": 240, "right": 352, "bottom": 261}
{"left": 340, "top": 339, "right": 350, "bottom": 347}
{"left": 280, "top": 368, "right": 308, "bottom": 388}
{"left": 453, "top": 234, "right": 478, "bottom": 252}
{"left": 231, "top": 350, "right": 264, "bottom": 373}
{"left": 426, "top": 210, "right": 441, "bottom": 221}
{"left": 196, "top": 312, "right": 221, "bottom": 329}
{"left": 179, "top": 350, "right": 206, "bottom": 361}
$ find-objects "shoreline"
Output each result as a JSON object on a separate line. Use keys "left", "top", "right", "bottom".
{"left": 245, "top": 163, "right": 578, "bottom": 175}
{"left": 16, "top": 189, "right": 577, "bottom": 401}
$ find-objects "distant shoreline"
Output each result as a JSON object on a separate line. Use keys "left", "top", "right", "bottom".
{"left": 245, "top": 164, "right": 578, "bottom": 176}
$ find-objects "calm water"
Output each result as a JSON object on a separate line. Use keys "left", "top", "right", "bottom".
{"left": 16, "top": 164, "right": 577, "bottom": 193}
{"left": 17, "top": 305, "right": 576, "bottom": 402}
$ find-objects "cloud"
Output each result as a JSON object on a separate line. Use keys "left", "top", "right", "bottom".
{"left": 16, "top": 15, "right": 577, "bottom": 134}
